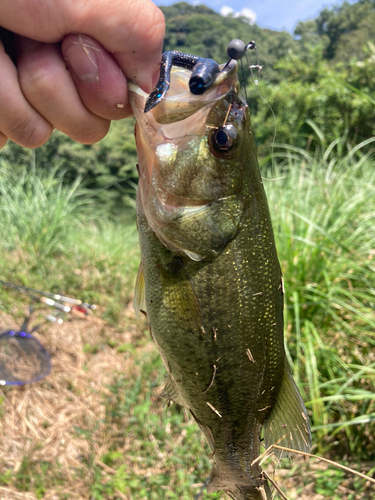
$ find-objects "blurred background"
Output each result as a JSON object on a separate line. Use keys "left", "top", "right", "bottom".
{"left": 0, "top": 1, "right": 374, "bottom": 498}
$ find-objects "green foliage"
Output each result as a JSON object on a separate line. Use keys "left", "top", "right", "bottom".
{"left": 0, "top": 119, "right": 138, "bottom": 212}
{"left": 251, "top": 43, "right": 375, "bottom": 154}
{"left": 14, "top": 457, "right": 65, "bottom": 498}
{"left": 162, "top": 2, "right": 298, "bottom": 83}
{"left": 295, "top": 0, "right": 375, "bottom": 60}
{"left": 0, "top": 160, "right": 140, "bottom": 315}
{"left": 334, "top": 11, "right": 375, "bottom": 61}
{"left": 0, "top": 160, "right": 95, "bottom": 258}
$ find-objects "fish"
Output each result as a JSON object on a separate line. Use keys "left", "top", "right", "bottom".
{"left": 128, "top": 52, "right": 311, "bottom": 500}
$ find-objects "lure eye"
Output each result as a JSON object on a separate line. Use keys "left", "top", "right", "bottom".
{"left": 209, "top": 124, "right": 238, "bottom": 157}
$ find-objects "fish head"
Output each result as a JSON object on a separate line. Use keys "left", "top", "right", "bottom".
{"left": 129, "top": 61, "right": 259, "bottom": 260}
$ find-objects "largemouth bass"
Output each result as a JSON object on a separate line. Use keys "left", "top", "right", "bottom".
{"left": 129, "top": 52, "right": 311, "bottom": 500}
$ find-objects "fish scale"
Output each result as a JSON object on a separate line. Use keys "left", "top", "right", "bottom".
{"left": 130, "top": 53, "right": 311, "bottom": 499}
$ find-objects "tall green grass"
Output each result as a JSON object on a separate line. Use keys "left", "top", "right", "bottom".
{"left": 262, "top": 135, "right": 375, "bottom": 459}
{"left": 0, "top": 160, "right": 140, "bottom": 319}
{"left": 0, "top": 161, "right": 95, "bottom": 258}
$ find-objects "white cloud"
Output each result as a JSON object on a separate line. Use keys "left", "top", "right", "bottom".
{"left": 220, "top": 5, "right": 257, "bottom": 25}
{"left": 220, "top": 6, "right": 234, "bottom": 17}
{"left": 239, "top": 8, "right": 257, "bottom": 24}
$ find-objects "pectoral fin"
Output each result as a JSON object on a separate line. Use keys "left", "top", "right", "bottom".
{"left": 134, "top": 261, "right": 147, "bottom": 315}
{"left": 263, "top": 360, "right": 312, "bottom": 456}
{"left": 160, "top": 257, "right": 202, "bottom": 332}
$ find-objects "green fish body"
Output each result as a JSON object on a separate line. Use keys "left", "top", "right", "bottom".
{"left": 129, "top": 61, "right": 311, "bottom": 500}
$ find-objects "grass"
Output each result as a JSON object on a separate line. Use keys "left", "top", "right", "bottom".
{"left": 0, "top": 137, "right": 374, "bottom": 499}
{"left": 0, "top": 162, "right": 94, "bottom": 258}
{"left": 0, "top": 159, "right": 140, "bottom": 325}
{"left": 262, "top": 135, "right": 375, "bottom": 461}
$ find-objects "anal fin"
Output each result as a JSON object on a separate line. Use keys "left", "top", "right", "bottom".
{"left": 162, "top": 374, "right": 184, "bottom": 406}
{"left": 263, "top": 360, "right": 312, "bottom": 457}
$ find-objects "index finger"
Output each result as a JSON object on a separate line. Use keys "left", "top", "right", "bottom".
{"left": 0, "top": 0, "right": 165, "bottom": 92}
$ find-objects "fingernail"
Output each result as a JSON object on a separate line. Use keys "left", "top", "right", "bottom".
{"left": 134, "top": 70, "right": 153, "bottom": 94}
{"left": 64, "top": 41, "right": 99, "bottom": 83}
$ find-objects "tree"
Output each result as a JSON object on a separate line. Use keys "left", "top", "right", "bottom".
{"left": 295, "top": 0, "right": 375, "bottom": 60}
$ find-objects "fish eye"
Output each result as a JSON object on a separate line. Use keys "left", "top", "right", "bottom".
{"left": 209, "top": 124, "right": 238, "bottom": 157}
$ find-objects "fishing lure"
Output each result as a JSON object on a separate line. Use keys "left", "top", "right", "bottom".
{"left": 144, "top": 40, "right": 258, "bottom": 113}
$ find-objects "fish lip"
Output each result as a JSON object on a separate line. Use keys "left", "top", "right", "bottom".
{"left": 216, "top": 59, "right": 238, "bottom": 82}
{"left": 128, "top": 60, "right": 238, "bottom": 112}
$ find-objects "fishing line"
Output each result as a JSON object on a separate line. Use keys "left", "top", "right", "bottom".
{"left": 244, "top": 41, "right": 261, "bottom": 85}
{"left": 240, "top": 57, "right": 248, "bottom": 104}
{"left": 246, "top": 42, "right": 277, "bottom": 172}
{"left": 226, "top": 39, "right": 277, "bottom": 172}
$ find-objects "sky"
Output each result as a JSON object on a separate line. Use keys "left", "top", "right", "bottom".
{"left": 152, "top": 0, "right": 343, "bottom": 33}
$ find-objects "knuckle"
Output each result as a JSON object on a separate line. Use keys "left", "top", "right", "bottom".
{"left": 21, "top": 66, "right": 59, "bottom": 99}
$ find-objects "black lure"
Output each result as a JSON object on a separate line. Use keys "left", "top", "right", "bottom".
{"left": 144, "top": 40, "right": 258, "bottom": 114}
{"left": 144, "top": 51, "right": 220, "bottom": 113}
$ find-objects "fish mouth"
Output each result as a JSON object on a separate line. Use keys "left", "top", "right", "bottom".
{"left": 128, "top": 60, "right": 238, "bottom": 125}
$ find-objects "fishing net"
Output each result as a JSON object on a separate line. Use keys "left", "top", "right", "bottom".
{"left": 0, "top": 330, "right": 51, "bottom": 385}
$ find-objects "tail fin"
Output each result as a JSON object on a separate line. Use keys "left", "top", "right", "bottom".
{"left": 206, "top": 359, "right": 310, "bottom": 499}
{"left": 263, "top": 359, "right": 311, "bottom": 457}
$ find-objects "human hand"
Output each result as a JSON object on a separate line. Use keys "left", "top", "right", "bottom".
{"left": 0, "top": 0, "right": 165, "bottom": 149}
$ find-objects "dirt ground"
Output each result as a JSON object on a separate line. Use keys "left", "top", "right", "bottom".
{"left": 0, "top": 306, "right": 373, "bottom": 500}
{"left": 0, "top": 302, "right": 146, "bottom": 499}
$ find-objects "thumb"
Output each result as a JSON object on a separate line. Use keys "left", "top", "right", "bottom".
{"left": 72, "top": 0, "right": 165, "bottom": 92}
